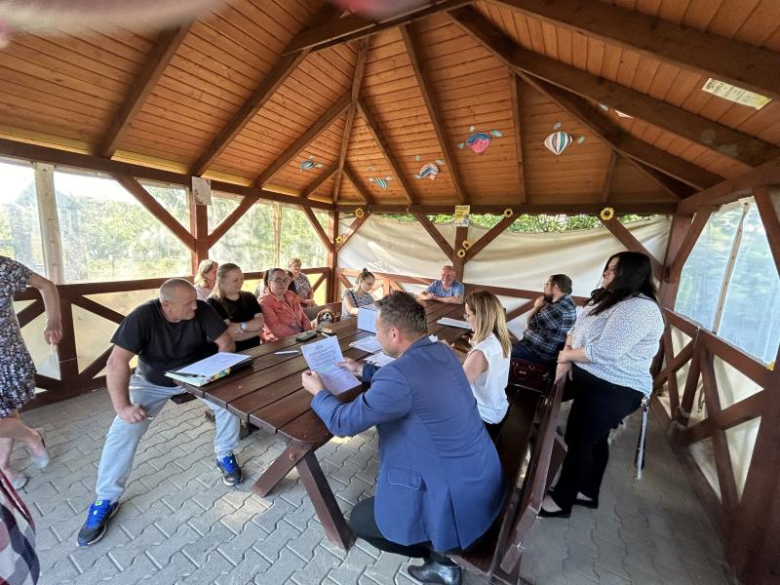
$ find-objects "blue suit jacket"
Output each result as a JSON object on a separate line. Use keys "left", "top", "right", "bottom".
{"left": 312, "top": 336, "right": 504, "bottom": 552}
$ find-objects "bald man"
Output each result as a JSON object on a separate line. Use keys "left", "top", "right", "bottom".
{"left": 77, "top": 279, "right": 243, "bottom": 547}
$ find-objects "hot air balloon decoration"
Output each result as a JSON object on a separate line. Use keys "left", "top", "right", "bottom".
{"left": 369, "top": 176, "right": 392, "bottom": 189}
{"left": 457, "top": 126, "right": 503, "bottom": 155}
{"left": 299, "top": 155, "right": 324, "bottom": 172}
{"left": 544, "top": 131, "right": 573, "bottom": 156}
{"left": 414, "top": 159, "right": 444, "bottom": 180}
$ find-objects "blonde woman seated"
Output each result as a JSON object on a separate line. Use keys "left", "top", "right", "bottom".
{"left": 342, "top": 269, "right": 376, "bottom": 318}
{"left": 289, "top": 258, "right": 316, "bottom": 307}
{"left": 206, "top": 263, "right": 264, "bottom": 351}
{"left": 260, "top": 268, "right": 312, "bottom": 342}
{"left": 194, "top": 259, "right": 218, "bottom": 301}
{"left": 461, "top": 290, "right": 511, "bottom": 439}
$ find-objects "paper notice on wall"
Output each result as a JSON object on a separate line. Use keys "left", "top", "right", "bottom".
{"left": 453, "top": 205, "right": 470, "bottom": 227}
{"left": 701, "top": 79, "right": 771, "bottom": 110}
{"left": 192, "top": 176, "right": 212, "bottom": 205}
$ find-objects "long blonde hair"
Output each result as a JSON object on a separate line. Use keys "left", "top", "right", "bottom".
{"left": 465, "top": 290, "right": 512, "bottom": 358}
{"left": 194, "top": 259, "right": 218, "bottom": 288}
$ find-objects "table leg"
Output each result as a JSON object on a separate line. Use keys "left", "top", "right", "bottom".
{"left": 297, "top": 450, "right": 355, "bottom": 550}
{"left": 251, "top": 442, "right": 309, "bottom": 497}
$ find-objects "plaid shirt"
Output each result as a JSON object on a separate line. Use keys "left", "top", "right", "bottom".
{"left": 518, "top": 295, "right": 577, "bottom": 362}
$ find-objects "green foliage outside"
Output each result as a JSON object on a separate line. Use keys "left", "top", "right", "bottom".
{"left": 384, "top": 212, "right": 648, "bottom": 232}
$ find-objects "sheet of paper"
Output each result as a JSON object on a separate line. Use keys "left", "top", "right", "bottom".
{"left": 436, "top": 317, "right": 472, "bottom": 330}
{"left": 350, "top": 335, "right": 383, "bottom": 353}
{"left": 357, "top": 307, "right": 378, "bottom": 333}
{"left": 174, "top": 352, "right": 249, "bottom": 376}
{"left": 364, "top": 352, "right": 396, "bottom": 367}
{"left": 301, "top": 335, "right": 361, "bottom": 395}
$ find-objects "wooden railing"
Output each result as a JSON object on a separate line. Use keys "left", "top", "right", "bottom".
{"left": 15, "top": 267, "right": 332, "bottom": 409}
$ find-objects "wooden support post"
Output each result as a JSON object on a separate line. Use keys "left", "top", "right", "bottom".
{"left": 335, "top": 214, "right": 369, "bottom": 253}
{"left": 208, "top": 194, "right": 259, "bottom": 248}
{"left": 189, "top": 188, "right": 209, "bottom": 273}
{"left": 328, "top": 211, "right": 339, "bottom": 304}
{"left": 414, "top": 213, "right": 454, "bottom": 259}
{"left": 464, "top": 215, "right": 515, "bottom": 263}
{"left": 301, "top": 206, "right": 332, "bottom": 251}
{"left": 599, "top": 216, "right": 663, "bottom": 281}
{"left": 667, "top": 207, "right": 715, "bottom": 283}
{"left": 453, "top": 225, "right": 469, "bottom": 282}
{"left": 509, "top": 73, "right": 527, "bottom": 203}
{"left": 33, "top": 163, "right": 64, "bottom": 284}
{"left": 658, "top": 213, "right": 693, "bottom": 309}
{"left": 753, "top": 186, "right": 780, "bottom": 277}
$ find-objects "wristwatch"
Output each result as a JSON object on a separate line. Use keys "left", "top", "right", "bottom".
{"left": 240, "top": 322, "right": 248, "bottom": 332}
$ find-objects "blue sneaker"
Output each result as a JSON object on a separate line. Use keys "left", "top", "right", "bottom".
{"left": 216, "top": 453, "right": 243, "bottom": 486}
{"left": 77, "top": 500, "right": 119, "bottom": 547}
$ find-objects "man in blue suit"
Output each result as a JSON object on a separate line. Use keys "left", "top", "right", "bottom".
{"left": 302, "top": 292, "right": 504, "bottom": 585}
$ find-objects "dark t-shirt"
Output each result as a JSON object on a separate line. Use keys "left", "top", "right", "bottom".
{"left": 110, "top": 299, "right": 227, "bottom": 387}
{"left": 207, "top": 292, "right": 262, "bottom": 351}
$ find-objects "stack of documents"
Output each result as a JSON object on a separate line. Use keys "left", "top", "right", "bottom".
{"left": 349, "top": 336, "right": 383, "bottom": 353}
{"left": 436, "top": 317, "right": 471, "bottom": 330}
{"left": 166, "top": 352, "right": 252, "bottom": 387}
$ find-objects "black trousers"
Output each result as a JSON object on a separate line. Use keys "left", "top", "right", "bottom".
{"left": 551, "top": 365, "right": 643, "bottom": 511}
{"left": 349, "top": 497, "right": 457, "bottom": 566}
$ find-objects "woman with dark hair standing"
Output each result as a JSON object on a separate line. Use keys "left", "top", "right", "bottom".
{"left": 206, "top": 263, "right": 264, "bottom": 351}
{"left": 541, "top": 251, "right": 664, "bottom": 518}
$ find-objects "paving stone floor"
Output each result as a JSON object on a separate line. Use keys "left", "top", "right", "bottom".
{"left": 13, "top": 390, "right": 732, "bottom": 585}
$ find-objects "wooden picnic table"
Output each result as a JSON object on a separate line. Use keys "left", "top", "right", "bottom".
{"left": 177, "top": 300, "right": 468, "bottom": 550}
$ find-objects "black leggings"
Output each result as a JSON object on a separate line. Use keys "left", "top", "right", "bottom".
{"left": 349, "top": 498, "right": 457, "bottom": 566}
{"left": 551, "top": 366, "right": 643, "bottom": 511}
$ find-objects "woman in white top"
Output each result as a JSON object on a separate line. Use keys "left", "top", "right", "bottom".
{"left": 541, "top": 252, "right": 664, "bottom": 519}
{"left": 193, "top": 259, "right": 218, "bottom": 301}
{"left": 461, "top": 290, "right": 512, "bottom": 438}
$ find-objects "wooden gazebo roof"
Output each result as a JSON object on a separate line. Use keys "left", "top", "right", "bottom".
{"left": 1, "top": 0, "right": 780, "bottom": 215}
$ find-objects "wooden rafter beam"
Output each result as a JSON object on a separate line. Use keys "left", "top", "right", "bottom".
{"left": 255, "top": 92, "right": 351, "bottom": 188}
{"left": 679, "top": 158, "right": 780, "bottom": 213}
{"left": 343, "top": 164, "right": 373, "bottom": 204}
{"left": 190, "top": 5, "right": 341, "bottom": 176}
{"left": 336, "top": 214, "right": 369, "bottom": 253}
{"left": 599, "top": 216, "right": 663, "bottom": 281}
{"left": 0, "top": 137, "right": 333, "bottom": 211}
{"left": 667, "top": 207, "right": 715, "bottom": 282}
{"left": 283, "top": 0, "right": 474, "bottom": 54}
{"left": 625, "top": 158, "right": 695, "bottom": 200}
{"left": 98, "top": 23, "right": 192, "bottom": 158}
{"left": 357, "top": 98, "right": 416, "bottom": 204}
{"left": 414, "top": 213, "right": 454, "bottom": 259}
{"left": 753, "top": 186, "right": 780, "bottom": 278}
{"left": 303, "top": 163, "right": 339, "bottom": 200}
{"left": 449, "top": 7, "right": 780, "bottom": 168}
{"left": 509, "top": 72, "right": 526, "bottom": 203}
{"left": 464, "top": 215, "right": 515, "bottom": 262}
{"left": 334, "top": 38, "right": 371, "bottom": 201}
{"left": 601, "top": 151, "right": 617, "bottom": 203}
{"left": 301, "top": 205, "right": 333, "bottom": 251}
{"left": 336, "top": 201, "right": 678, "bottom": 214}
{"left": 449, "top": 9, "right": 722, "bottom": 194}
{"left": 401, "top": 24, "right": 466, "bottom": 204}
{"left": 208, "top": 194, "right": 259, "bottom": 248}
{"left": 490, "top": 0, "right": 780, "bottom": 102}
{"left": 113, "top": 174, "right": 196, "bottom": 251}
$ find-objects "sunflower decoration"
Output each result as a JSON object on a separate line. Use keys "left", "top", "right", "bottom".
{"left": 769, "top": 361, "right": 775, "bottom": 371}
{"left": 462, "top": 239, "right": 472, "bottom": 250}
{"left": 600, "top": 206, "right": 615, "bottom": 221}
{"left": 335, "top": 235, "right": 343, "bottom": 244}
{"left": 503, "top": 208, "right": 514, "bottom": 218}
{"left": 456, "top": 249, "right": 466, "bottom": 259}
{"left": 355, "top": 208, "right": 365, "bottom": 218}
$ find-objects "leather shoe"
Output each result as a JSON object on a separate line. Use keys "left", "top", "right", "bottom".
{"left": 574, "top": 496, "right": 598, "bottom": 509}
{"left": 408, "top": 558, "right": 462, "bottom": 585}
{"left": 538, "top": 507, "right": 571, "bottom": 518}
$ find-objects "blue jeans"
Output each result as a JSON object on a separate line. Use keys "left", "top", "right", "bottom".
{"left": 94, "top": 375, "right": 240, "bottom": 502}
{"left": 510, "top": 342, "right": 549, "bottom": 364}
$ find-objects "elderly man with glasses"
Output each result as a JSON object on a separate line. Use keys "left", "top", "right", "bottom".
{"left": 259, "top": 267, "right": 313, "bottom": 342}
{"left": 512, "top": 274, "right": 577, "bottom": 365}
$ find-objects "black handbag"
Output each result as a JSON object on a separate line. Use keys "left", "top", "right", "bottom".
{"left": 508, "top": 358, "right": 553, "bottom": 396}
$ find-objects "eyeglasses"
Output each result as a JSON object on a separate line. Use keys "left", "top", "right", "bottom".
{"left": 271, "top": 277, "right": 292, "bottom": 284}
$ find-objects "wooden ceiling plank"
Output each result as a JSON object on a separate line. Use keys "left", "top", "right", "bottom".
{"left": 343, "top": 164, "right": 374, "bottom": 205}
{"left": 333, "top": 38, "right": 371, "bottom": 202}
{"left": 509, "top": 72, "right": 527, "bottom": 203}
{"left": 357, "top": 98, "right": 417, "bottom": 204}
{"left": 401, "top": 24, "right": 467, "bottom": 204}
{"left": 490, "top": 0, "right": 780, "bottom": 102}
{"left": 255, "top": 92, "right": 351, "bottom": 188}
{"left": 113, "top": 174, "right": 195, "bottom": 250}
{"left": 448, "top": 6, "right": 779, "bottom": 168}
{"left": 98, "top": 23, "right": 193, "bottom": 158}
{"left": 337, "top": 202, "right": 678, "bottom": 214}
{"left": 449, "top": 7, "right": 724, "bottom": 193}
{"left": 283, "top": 0, "right": 474, "bottom": 54}
{"left": 302, "top": 162, "right": 339, "bottom": 199}
{"left": 679, "top": 158, "right": 780, "bottom": 213}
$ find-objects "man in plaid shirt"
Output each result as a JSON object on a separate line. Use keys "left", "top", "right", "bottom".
{"left": 512, "top": 274, "right": 577, "bottom": 364}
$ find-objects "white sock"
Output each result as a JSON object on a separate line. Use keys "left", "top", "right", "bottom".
{"left": 577, "top": 492, "right": 593, "bottom": 501}
{"left": 542, "top": 495, "right": 562, "bottom": 512}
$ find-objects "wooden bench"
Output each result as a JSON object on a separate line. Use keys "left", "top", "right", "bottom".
{"left": 453, "top": 373, "right": 567, "bottom": 584}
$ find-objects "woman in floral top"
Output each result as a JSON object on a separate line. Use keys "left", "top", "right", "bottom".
{"left": 0, "top": 256, "right": 61, "bottom": 489}
{"left": 288, "top": 258, "right": 315, "bottom": 307}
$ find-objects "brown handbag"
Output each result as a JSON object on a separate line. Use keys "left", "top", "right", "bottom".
{"left": 508, "top": 358, "right": 553, "bottom": 396}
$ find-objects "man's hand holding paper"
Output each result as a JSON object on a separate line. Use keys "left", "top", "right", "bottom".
{"left": 300, "top": 336, "right": 361, "bottom": 395}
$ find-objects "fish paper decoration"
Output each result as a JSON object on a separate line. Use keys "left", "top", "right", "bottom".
{"left": 457, "top": 127, "right": 504, "bottom": 155}
{"left": 369, "top": 176, "right": 392, "bottom": 189}
{"left": 544, "top": 131, "right": 573, "bottom": 156}
{"left": 299, "top": 155, "right": 324, "bottom": 172}
{"left": 414, "top": 162, "right": 440, "bottom": 180}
